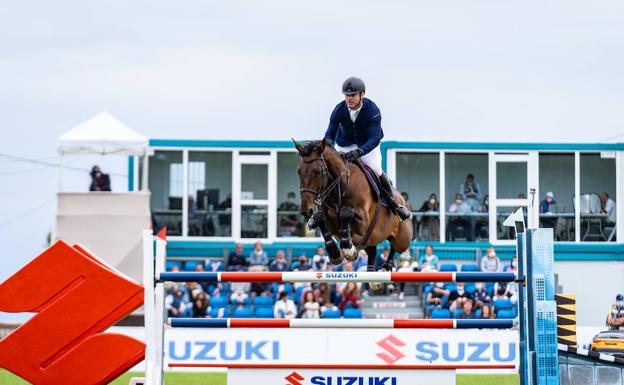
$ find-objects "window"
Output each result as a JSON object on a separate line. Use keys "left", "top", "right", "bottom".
{"left": 539, "top": 153, "right": 574, "bottom": 241}
{"left": 187, "top": 151, "right": 232, "bottom": 237}
{"left": 149, "top": 151, "right": 183, "bottom": 236}
{"left": 580, "top": 153, "right": 616, "bottom": 242}
{"left": 395, "top": 152, "right": 440, "bottom": 241}
{"left": 276, "top": 152, "right": 315, "bottom": 237}
{"left": 445, "top": 154, "right": 488, "bottom": 242}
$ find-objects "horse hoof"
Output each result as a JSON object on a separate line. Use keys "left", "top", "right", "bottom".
{"left": 341, "top": 245, "right": 358, "bottom": 262}
{"left": 330, "top": 255, "right": 344, "bottom": 265}
{"left": 370, "top": 282, "right": 385, "bottom": 294}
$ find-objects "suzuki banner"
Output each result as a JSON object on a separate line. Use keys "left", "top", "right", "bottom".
{"left": 229, "top": 368, "right": 454, "bottom": 385}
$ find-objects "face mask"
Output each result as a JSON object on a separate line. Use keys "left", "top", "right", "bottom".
{"left": 456, "top": 199, "right": 462, "bottom": 205}
{"left": 488, "top": 253, "right": 496, "bottom": 258}
{"left": 475, "top": 283, "right": 483, "bottom": 291}
{"left": 288, "top": 198, "right": 295, "bottom": 203}
{"left": 484, "top": 200, "right": 489, "bottom": 206}
{"left": 429, "top": 198, "right": 436, "bottom": 205}
{"left": 95, "top": 172, "right": 102, "bottom": 177}
{"left": 435, "top": 282, "right": 444, "bottom": 288}
{"left": 457, "top": 287, "right": 465, "bottom": 295}
{"left": 426, "top": 254, "right": 434, "bottom": 261}
{"left": 511, "top": 261, "right": 517, "bottom": 268}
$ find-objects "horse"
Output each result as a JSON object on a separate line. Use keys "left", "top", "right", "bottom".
{"left": 293, "top": 138, "right": 413, "bottom": 292}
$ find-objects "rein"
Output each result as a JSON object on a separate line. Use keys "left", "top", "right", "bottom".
{"left": 300, "top": 155, "right": 350, "bottom": 213}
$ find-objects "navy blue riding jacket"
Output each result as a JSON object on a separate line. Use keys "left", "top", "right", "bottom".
{"left": 324, "top": 98, "right": 384, "bottom": 155}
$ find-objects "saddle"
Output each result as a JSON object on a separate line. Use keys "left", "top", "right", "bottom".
{"left": 354, "top": 160, "right": 389, "bottom": 207}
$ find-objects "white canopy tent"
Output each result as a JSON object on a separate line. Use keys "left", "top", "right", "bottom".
{"left": 57, "top": 110, "right": 151, "bottom": 190}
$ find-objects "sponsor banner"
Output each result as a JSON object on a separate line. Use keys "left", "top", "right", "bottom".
{"left": 229, "top": 368, "right": 454, "bottom": 385}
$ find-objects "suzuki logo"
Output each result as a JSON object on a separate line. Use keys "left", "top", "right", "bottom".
{"left": 285, "top": 371, "right": 305, "bottom": 385}
{"left": 376, "top": 334, "right": 406, "bottom": 364}
{"left": 315, "top": 272, "right": 323, "bottom": 279}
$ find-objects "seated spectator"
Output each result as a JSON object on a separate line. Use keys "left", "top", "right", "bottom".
{"left": 312, "top": 246, "right": 329, "bottom": 272}
{"left": 207, "top": 259, "right": 224, "bottom": 272}
{"left": 480, "top": 248, "right": 501, "bottom": 272}
{"left": 418, "top": 193, "right": 440, "bottom": 239}
{"left": 269, "top": 250, "right": 290, "bottom": 271}
{"left": 192, "top": 292, "right": 209, "bottom": 318}
{"left": 419, "top": 245, "right": 439, "bottom": 271}
{"left": 459, "top": 173, "right": 481, "bottom": 211}
{"left": 298, "top": 291, "right": 321, "bottom": 319}
{"left": 601, "top": 192, "right": 616, "bottom": 225}
{"left": 227, "top": 243, "right": 248, "bottom": 271}
{"left": 457, "top": 299, "right": 476, "bottom": 319}
{"left": 494, "top": 282, "right": 518, "bottom": 304}
{"left": 250, "top": 281, "right": 271, "bottom": 298}
{"left": 425, "top": 282, "right": 449, "bottom": 318}
{"left": 89, "top": 165, "right": 111, "bottom": 191}
{"left": 165, "top": 284, "right": 189, "bottom": 318}
{"left": 353, "top": 249, "right": 369, "bottom": 272}
{"left": 448, "top": 193, "right": 474, "bottom": 241}
{"left": 274, "top": 291, "right": 297, "bottom": 319}
{"left": 472, "top": 282, "right": 491, "bottom": 308}
{"left": 278, "top": 191, "right": 300, "bottom": 236}
{"left": 480, "top": 304, "right": 491, "bottom": 319}
{"left": 320, "top": 301, "right": 339, "bottom": 317}
{"left": 448, "top": 282, "right": 471, "bottom": 313}
{"left": 506, "top": 256, "right": 518, "bottom": 273}
{"left": 374, "top": 247, "right": 390, "bottom": 271}
{"left": 396, "top": 250, "right": 418, "bottom": 301}
{"left": 291, "top": 254, "right": 312, "bottom": 271}
{"left": 339, "top": 282, "right": 363, "bottom": 311}
{"left": 230, "top": 270, "right": 251, "bottom": 306}
{"left": 249, "top": 241, "right": 269, "bottom": 271}
{"left": 540, "top": 191, "right": 558, "bottom": 229}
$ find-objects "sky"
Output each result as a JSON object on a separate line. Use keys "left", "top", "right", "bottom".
{"left": 1, "top": 1, "right": 624, "bottom": 318}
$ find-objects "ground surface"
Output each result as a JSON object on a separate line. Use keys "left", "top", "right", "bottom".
{"left": 0, "top": 370, "right": 518, "bottom": 384}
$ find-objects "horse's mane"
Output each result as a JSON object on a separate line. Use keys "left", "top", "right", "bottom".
{"left": 300, "top": 139, "right": 339, "bottom": 158}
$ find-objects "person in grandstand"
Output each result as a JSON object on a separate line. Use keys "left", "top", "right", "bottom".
{"left": 607, "top": 293, "right": 624, "bottom": 330}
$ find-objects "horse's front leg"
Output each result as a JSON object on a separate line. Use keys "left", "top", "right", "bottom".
{"left": 310, "top": 211, "right": 342, "bottom": 265}
{"left": 339, "top": 207, "right": 357, "bottom": 262}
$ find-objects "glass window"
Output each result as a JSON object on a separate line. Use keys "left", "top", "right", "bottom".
{"left": 395, "top": 152, "right": 440, "bottom": 241}
{"left": 276, "top": 152, "right": 316, "bottom": 237}
{"left": 241, "top": 205, "right": 267, "bottom": 238}
{"left": 580, "top": 153, "right": 616, "bottom": 242}
{"left": 149, "top": 151, "right": 183, "bottom": 236}
{"left": 187, "top": 151, "right": 232, "bottom": 237}
{"left": 445, "top": 154, "right": 488, "bottom": 242}
{"left": 496, "top": 162, "right": 527, "bottom": 199}
{"left": 241, "top": 164, "right": 268, "bottom": 200}
{"left": 539, "top": 153, "right": 575, "bottom": 241}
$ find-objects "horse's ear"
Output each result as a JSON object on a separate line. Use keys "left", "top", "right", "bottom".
{"left": 292, "top": 138, "right": 305, "bottom": 154}
{"left": 320, "top": 138, "right": 326, "bottom": 152}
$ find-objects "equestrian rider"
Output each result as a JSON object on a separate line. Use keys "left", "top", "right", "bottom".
{"left": 324, "top": 76, "right": 412, "bottom": 222}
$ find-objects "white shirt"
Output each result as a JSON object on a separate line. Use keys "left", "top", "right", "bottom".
{"left": 604, "top": 198, "right": 616, "bottom": 223}
{"left": 274, "top": 299, "right": 297, "bottom": 319}
{"left": 312, "top": 254, "right": 329, "bottom": 271}
{"left": 349, "top": 103, "right": 363, "bottom": 123}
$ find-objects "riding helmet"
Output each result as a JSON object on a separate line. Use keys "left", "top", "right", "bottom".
{"left": 342, "top": 77, "right": 365, "bottom": 95}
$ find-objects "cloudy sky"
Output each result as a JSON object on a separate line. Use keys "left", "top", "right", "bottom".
{"left": 1, "top": 1, "right": 624, "bottom": 318}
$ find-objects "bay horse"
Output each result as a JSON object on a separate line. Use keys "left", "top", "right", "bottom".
{"left": 293, "top": 139, "right": 413, "bottom": 292}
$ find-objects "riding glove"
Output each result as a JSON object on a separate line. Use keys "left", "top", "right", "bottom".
{"left": 342, "top": 149, "right": 363, "bottom": 162}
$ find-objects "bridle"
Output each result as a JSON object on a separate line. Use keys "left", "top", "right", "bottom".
{"left": 299, "top": 154, "right": 350, "bottom": 212}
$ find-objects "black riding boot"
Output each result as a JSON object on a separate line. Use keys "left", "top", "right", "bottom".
{"left": 379, "top": 173, "right": 412, "bottom": 222}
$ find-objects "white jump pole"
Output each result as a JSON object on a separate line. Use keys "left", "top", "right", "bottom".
{"left": 142, "top": 230, "right": 156, "bottom": 385}
{"left": 153, "top": 236, "right": 166, "bottom": 385}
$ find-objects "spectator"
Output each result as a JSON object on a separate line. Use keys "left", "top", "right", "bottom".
{"left": 339, "top": 282, "right": 363, "bottom": 311}
{"left": 448, "top": 282, "right": 471, "bottom": 313}
{"left": 274, "top": 291, "right": 297, "bottom": 319}
{"left": 165, "top": 285, "right": 189, "bottom": 318}
{"left": 425, "top": 282, "right": 449, "bottom": 318}
{"left": 312, "top": 246, "right": 330, "bottom": 272}
{"left": 217, "top": 193, "right": 232, "bottom": 209}
{"left": 607, "top": 294, "right": 624, "bottom": 331}
{"left": 192, "top": 292, "right": 209, "bottom": 318}
{"left": 249, "top": 241, "right": 268, "bottom": 271}
{"left": 336, "top": 262, "right": 358, "bottom": 293}
{"left": 374, "top": 247, "right": 391, "bottom": 271}
{"left": 353, "top": 249, "right": 369, "bottom": 272}
{"left": 396, "top": 250, "right": 418, "bottom": 300}
{"left": 230, "top": 273, "right": 251, "bottom": 306}
{"left": 472, "top": 282, "right": 491, "bottom": 308}
{"left": 401, "top": 192, "right": 415, "bottom": 213}
{"left": 207, "top": 259, "right": 224, "bottom": 272}
{"left": 506, "top": 257, "right": 518, "bottom": 273}
{"left": 269, "top": 250, "right": 290, "bottom": 271}
{"left": 418, "top": 193, "right": 440, "bottom": 239}
{"left": 419, "top": 245, "right": 439, "bottom": 271}
{"left": 493, "top": 281, "right": 518, "bottom": 304}
{"left": 480, "top": 304, "right": 492, "bottom": 319}
{"left": 320, "top": 301, "right": 339, "bottom": 317}
{"left": 299, "top": 291, "right": 321, "bottom": 319}
{"left": 227, "top": 243, "right": 248, "bottom": 271}
{"left": 278, "top": 191, "right": 300, "bottom": 236}
{"left": 291, "top": 254, "right": 312, "bottom": 271}
{"left": 601, "top": 192, "right": 616, "bottom": 224}
{"left": 480, "top": 248, "right": 501, "bottom": 272}
{"left": 540, "top": 192, "right": 557, "bottom": 213}
{"left": 457, "top": 299, "right": 476, "bottom": 319}
{"left": 474, "top": 194, "right": 489, "bottom": 240}
{"left": 89, "top": 165, "right": 111, "bottom": 191}
{"left": 448, "top": 193, "right": 474, "bottom": 241}
{"left": 459, "top": 173, "right": 481, "bottom": 212}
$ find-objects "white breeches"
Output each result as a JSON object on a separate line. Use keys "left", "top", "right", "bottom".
{"left": 335, "top": 144, "right": 383, "bottom": 176}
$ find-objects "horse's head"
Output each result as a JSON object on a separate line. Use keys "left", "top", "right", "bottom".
{"left": 292, "top": 138, "right": 330, "bottom": 218}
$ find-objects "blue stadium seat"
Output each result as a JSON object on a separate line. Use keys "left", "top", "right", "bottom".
{"left": 494, "top": 298, "right": 513, "bottom": 313}
{"left": 444, "top": 283, "right": 457, "bottom": 292}
{"left": 233, "top": 307, "right": 253, "bottom": 318}
{"left": 210, "top": 296, "right": 229, "bottom": 309}
{"left": 255, "top": 307, "right": 274, "bottom": 318}
{"left": 465, "top": 283, "right": 476, "bottom": 295}
{"left": 254, "top": 296, "right": 274, "bottom": 308}
{"left": 184, "top": 261, "right": 203, "bottom": 271}
{"left": 343, "top": 308, "right": 363, "bottom": 319}
{"left": 440, "top": 263, "right": 457, "bottom": 272}
{"left": 322, "top": 309, "right": 341, "bottom": 318}
{"left": 431, "top": 309, "right": 451, "bottom": 319}
{"left": 166, "top": 261, "right": 183, "bottom": 271}
{"left": 210, "top": 307, "right": 230, "bottom": 318}
{"left": 460, "top": 264, "right": 479, "bottom": 272}
{"left": 496, "top": 309, "right": 516, "bottom": 319}
{"left": 453, "top": 310, "right": 464, "bottom": 319}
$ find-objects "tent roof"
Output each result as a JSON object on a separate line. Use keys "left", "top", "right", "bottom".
{"left": 58, "top": 111, "right": 149, "bottom": 156}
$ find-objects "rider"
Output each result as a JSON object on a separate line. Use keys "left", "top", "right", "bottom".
{"left": 324, "top": 76, "right": 412, "bottom": 221}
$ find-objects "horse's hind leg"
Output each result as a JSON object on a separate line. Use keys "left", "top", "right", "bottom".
{"left": 311, "top": 211, "right": 343, "bottom": 265}
{"left": 366, "top": 245, "right": 385, "bottom": 294}
{"left": 381, "top": 245, "right": 396, "bottom": 272}
{"left": 339, "top": 207, "right": 357, "bottom": 261}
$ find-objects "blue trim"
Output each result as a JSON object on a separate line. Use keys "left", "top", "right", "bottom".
{"left": 150, "top": 139, "right": 295, "bottom": 148}
{"left": 170, "top": 318, "right": 227, "bottom": 328}
{"left": 457, "top": 319, "right": 514, "bottom": 329}
{"left": 159, "top": 272, "right": 218, "bottom": 282}
{"left": 456, "top": 272, "right": 516, "bottom": 282}
{"left": 128, "top": 156, "right": 134, "bottom": 191}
